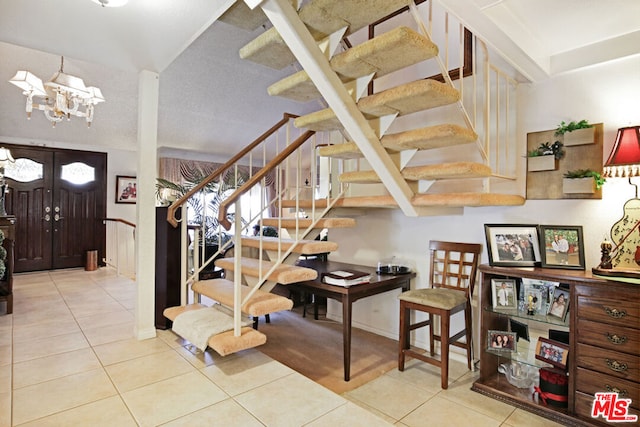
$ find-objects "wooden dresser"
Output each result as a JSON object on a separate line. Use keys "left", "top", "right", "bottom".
{"left": 473, "top": 265, "right": 639, "bottom": 426}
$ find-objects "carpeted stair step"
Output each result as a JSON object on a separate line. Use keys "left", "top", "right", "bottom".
{"left": 411, "top": 192, "right": 526, "bottom": 207}
{"left": 192, "top": 279, "right": 293, "bottom": 318}
{"left": 218, "top": 1, "right": 269, "bottom": 31}
{"left": 260, "top": 217, "right": 356, "bottom": 229}
{"left": 338, "top": 162, "right": 492, "bottom": 183}
{"left": 163, "top": 304, "right": 266, "bottom": 356}
{"left": 239, "top": 0, "right": 411, "bottom": 69}
{"left": 294, "top": 79, "right": 460, "bottom": 131}
{"left": 241, "top": 236, "right": 338, "bottom": 254}
{"left": 215, "top": 256, "right": 318, "bottom": 284}
{"left": 269, "top": 26, "right": 438, "bottom": 101}
{"left": 318, "top": 124, "right": 478, "bottom": 159}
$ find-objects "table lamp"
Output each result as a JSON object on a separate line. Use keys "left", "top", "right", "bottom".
{"left": 0, "top": 148, "right": 15, "bottom": 217}
{"left": 593, "top": 125, "right": 640, "bottom": 278}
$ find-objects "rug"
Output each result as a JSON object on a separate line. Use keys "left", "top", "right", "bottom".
{"left": 256, "top": 305, "right": 398, "bottom": 394}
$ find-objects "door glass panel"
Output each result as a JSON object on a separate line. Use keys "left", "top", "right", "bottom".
{"left": 4, "top": 158, "right": 43, "bottom": 182}
{"left": 61, "top": 162, "right": 95, "bottom": 185}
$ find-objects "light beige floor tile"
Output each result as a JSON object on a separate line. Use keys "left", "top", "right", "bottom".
{"left": 0, "top": 391, "right": 10, "bottom": 427}
{"left": 0, "top": 314, "right": 11, "bottom": 328}
{"left": 156, "top": 329, "right": 187, "bottom": 349}
{"left": 75, "top": 307, "right": 134, "bottom": 330}
{"left": 385, "top": 357, "right": 470, "bottom": 393}
{"left": 307, "top": 401, "right": 393, "bottom": 426}
{"left": 173, "top": 344, "right": 224, "bottom": 368}
{"left": 0, "top": 364, "right": 10, "bottom": 393}
{"left": 13, "top": 348, "right": 101, "bottom": 389}
{"left": 12, "top": 368, "right": 117, "bottom": 425}
{"left": 344, "top": 374, "right": 434, "bottom": 420}
{"left": 117, "top": 297, "right": 136, "bottom": 310}
{"left": 439, "top": 371, "right": 516, "bottom": 422}
{"left": 11, "top": 306, "right": 75, "bottom": 328}
{"left": 0, "top": 326, "right": 10, "bottom": 346}
{"left": 122, "top": 371, "right": 228, "bottom": 427}
{"left": 401, "top": 395, "right": 501, "bottom": 427}
{"left": 93, "top": 337, "right": 171, "bottom": 366}
{"left": 0, "top": 344, "right": 10, "bottom": 367}
{"left": 503, "top": 408, "right": 566, "bottom": 427}
{"left": 235, "top": 372, "right": 345, "bottom": 427}
{"left": 13, "top": 331, "right": 89, "bottom": 363}
{"left": 17, "top": 396, "right": 137, "bottom": 427}
{"left": 201, "top": 349, "right": 294, "bottom": 396}
{"left": 66, "top": 300, "right": 126, "bottom": 318}
{"left": 83, "top": 321, "right": 135, "bottom": 346}
{"left": 106, "top": 349, "right": 196, "bottom": 393}
{"left": 343, "top": 397, "right": 399, "bottom": 424}
{"left": 160, "top": 398, "right": 264, "bottom": 427}
{"left": 12, "top": 317, "right": 81, "bottom": 344}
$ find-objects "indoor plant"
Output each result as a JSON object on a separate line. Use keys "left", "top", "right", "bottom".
{"left": 527, "top": 141, "right": 564, "bottom": 171}
{"left": 562, "top": 169, "right": 605, "bottom": 193}
{"left": 555, "top": 120, "right": 594, "bottom": 146}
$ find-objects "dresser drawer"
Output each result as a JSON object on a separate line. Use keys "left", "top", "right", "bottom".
{"left": 577, "top": 343, "right": 640, "bottom": 382}
{"left": 576, "top": 367, "right": 639, "bottom": 409}
{"left": 578, "top": 319, "right": 640, "bottom": 356}
{"left": 575, "top": 391, "right": 640, "bottom": 425}
{"left": 576, "top": 295, "right": 640, "bottom": 329}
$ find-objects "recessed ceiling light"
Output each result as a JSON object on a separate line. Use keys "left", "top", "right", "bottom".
{"left": 91, "top": 0, "right": 129, "bottom": 7}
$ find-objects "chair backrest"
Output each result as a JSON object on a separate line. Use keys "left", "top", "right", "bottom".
{"left": 429, "top": 240, "right": 482, "bottom": 298}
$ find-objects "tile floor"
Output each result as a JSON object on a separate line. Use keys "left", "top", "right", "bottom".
{"left": 0, "top": 268, "right": 563, "bottom": 426}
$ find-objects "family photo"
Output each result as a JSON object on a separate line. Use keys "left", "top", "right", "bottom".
{"left": 485, "top": 224, "right": 541, "bottom": 267}
{"left": 488, "top": 330, "right": 517, "bottom": 352}
{"left": 491, "top": 279, "right": 517, "bottom": 309}
{"left": 540, "top": 226, "right": 585, "bottom": 269}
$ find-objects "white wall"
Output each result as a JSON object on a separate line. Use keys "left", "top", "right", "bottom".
{"left": 325, "top": 54, "right": 640, "bottom": 355}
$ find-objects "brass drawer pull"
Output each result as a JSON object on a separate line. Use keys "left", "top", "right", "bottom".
{"left": 606, "top": 359, "right": 628, "bottom": 373}
{"left": 606, "top": 333, "right": 628, "bottom": 345}
{"left": 605, "top": 384, "right": 628, "bottom": 398}
{"left": 604, "top": 307, "right": 627, "bottom": 319}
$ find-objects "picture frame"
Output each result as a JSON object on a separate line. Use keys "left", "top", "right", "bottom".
{"left": 115, "top": 175, "right": 137, "bottom": 204}
{"left": 547, "top": 286, "right": 570, "bottom": 321}
{"left": 521, "top": 281, "right": 545, "bottom": 314}
{"left": 509, "top": 318, "right": 530, "bottom": 342}
{"left": 484, "top": 224, "right": 541, "bottom": 267}
{"left": 491, "top": 279, "right": 517, "bottom": 310}
{"left": 539, "top": 225, "right": 585, "bottom": 270}
{"left": 487, "top": 330, "right": 517, "bottom": 352}
{"left": 535, "top": 337, "right": 569, "bottom": 370}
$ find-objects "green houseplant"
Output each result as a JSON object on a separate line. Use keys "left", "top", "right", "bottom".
{"left": 555, "top": 120, "right": 592, "bottom": 136}
{"left": 527, "top": 141, "right": 564, "bottom": 172}
{"left": 563, "top": 169, "right": 605, "bottom": 190}
{"left": 555, "top": 120, "right": 595, "bottom": 146}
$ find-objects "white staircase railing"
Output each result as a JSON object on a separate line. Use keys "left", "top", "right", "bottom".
{"left": 103, "top": 218, "right": 136, "bottom": 279}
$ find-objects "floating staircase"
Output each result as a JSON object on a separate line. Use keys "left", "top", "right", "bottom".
{"left": 163, "top": 0, "right": 525, "bottom": 356}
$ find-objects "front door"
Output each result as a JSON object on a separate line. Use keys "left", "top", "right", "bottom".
{"left": 4, "top": 145, "right": 107, "bottom": 272}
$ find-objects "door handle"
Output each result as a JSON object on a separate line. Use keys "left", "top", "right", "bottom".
{"left": 42, "top": 214, "right": 51, "bottom": 222}
{"left": 54, "top": 213, "right": 64, "bottom": 222}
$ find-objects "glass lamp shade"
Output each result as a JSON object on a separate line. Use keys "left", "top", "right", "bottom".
{"left": 8, "top": 71, "right": 47, "bottom": 97}
{"left": 45, "top": 71, "right": 90, "bottom": 97}
{"left": 0, "top": 148, "right": 15, "bottom": 164}
{"left": 603, "top": 126, "right": 640, "bottom": 177}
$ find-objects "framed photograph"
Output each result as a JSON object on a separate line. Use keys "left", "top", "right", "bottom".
{"left": 509, "top": 318, "right": 530, "bottom": 342}
{"left": 491, "top": 279, "right": 517, "bottom": 309}
{"left": 535, "top": 337, "right": 569, "bottom": 369}
{"left": 539, "top": 225, "right": 585, "bottom": 270}
{"left": 548, "top": 287, "right": 570, "bottom": 321}
{"left": 521, "top": 282, "right": 544, "bottom": 313}
{"left": 484, "top": 224, "right": 541, "bottom": 267}
{"left": 116, "top": 175, "right": 137, "bottom": 204}
{"left": 487, "top": 330, "right": 517, "bottom": 352}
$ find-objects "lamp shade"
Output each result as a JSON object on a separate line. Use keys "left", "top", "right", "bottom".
{"left": 603, "top": 126, "right": 640, "bottom": 177}
{"left": 0, "top": 148, "right": 15, "bottom": 164}
{"left": 8, "top": 71, "right": 47, "bottom": 97}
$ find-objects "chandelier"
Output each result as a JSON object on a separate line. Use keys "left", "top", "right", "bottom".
{"left": 9, "top": 57, "right": 105, "bottom": 128}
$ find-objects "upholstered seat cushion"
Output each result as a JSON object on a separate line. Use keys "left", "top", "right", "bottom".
{"left": 398, "top": 288, "right": 467, "bottom": 310}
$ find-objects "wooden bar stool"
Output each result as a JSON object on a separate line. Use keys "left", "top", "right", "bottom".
{"left": 398, "top": 240, "right": 481, "bottom": 389}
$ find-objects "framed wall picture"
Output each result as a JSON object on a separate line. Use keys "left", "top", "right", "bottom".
{"left": 539, "top": 225, "right": 585, "bottom": 270}
{"left": 116, "top": 175, "right": 137, "bottom": 204}
{"left": 548, "top": 287, "right": 570, "bottom": 321}
{"left": 487, "top": 330, "right": 517, "bottom": 352}
{"left": 484, "top": 224, "right": 541, "bottom": 267}
{"left": 535, "top": 337, "right": 569, "bottom": 370}
{"left": 491, "top": 279, "right": 517, "bottom": 310}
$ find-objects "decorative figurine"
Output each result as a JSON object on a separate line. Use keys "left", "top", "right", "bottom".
{"left": 527, "top": 294, "right": 537, "bottom": 315}
{"left": 599, "top": 237, "right": 613, "bottom": 269}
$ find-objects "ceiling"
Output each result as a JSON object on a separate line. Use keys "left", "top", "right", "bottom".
{"left": 0, "top": 0, "right": 638, "bottom": 158}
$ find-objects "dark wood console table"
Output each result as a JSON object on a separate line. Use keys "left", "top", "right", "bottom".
{"left": 291, "top": 259, "right": 415, "bottom": 381}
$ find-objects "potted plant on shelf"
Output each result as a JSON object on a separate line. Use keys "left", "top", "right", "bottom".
{"left": 527, "top": 141, "right": 565, "bottom": 172}
{"left": 562, "top": 169, "right": 605, "bottom": 194}
{"left": 555, "top": 120, "right": 594, "bottom": 146}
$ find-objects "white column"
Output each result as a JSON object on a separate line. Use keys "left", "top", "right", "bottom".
{"left": 135, "top": 70, "right": 160, "bottom": 340}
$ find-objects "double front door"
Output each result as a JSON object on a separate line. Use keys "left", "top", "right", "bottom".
{"left": 4, "top": 145, "right": 107, "bottom": 272}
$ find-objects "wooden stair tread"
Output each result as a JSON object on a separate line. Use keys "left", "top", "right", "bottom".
{"left": 261, "top": 217, "right": 356, "bottom": 229}
{"left": 215, "top": 257, "right": 318, "bottom": 284}
{"left": 163, "top": 304, "right": 266, "bottom": 356}
{"left": 192, "top": 279, "right": 293, "bottom": 317}
{"left": 294, "top": 79, "right": 460, "bottom": 131}
{"left": 240, "top": 0, "right": 410, "bottom": 69}
{"left": 338, "top": 162, "right": 491, "bottom": 183}
{"left": 411, "top": 192, "right": 526, "bottom": 207}
{"left": 241, "top": 236, "right": 338, "bottom": 254}
{"left": 269, "top": 26, "right": 437, "bottom": 101}
{"left": 318, "top": 124, "right": 478, "bottom": 158}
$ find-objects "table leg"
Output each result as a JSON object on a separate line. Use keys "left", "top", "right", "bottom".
{"left": 342, "top": 294, "right": 352, "bottom": 381}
